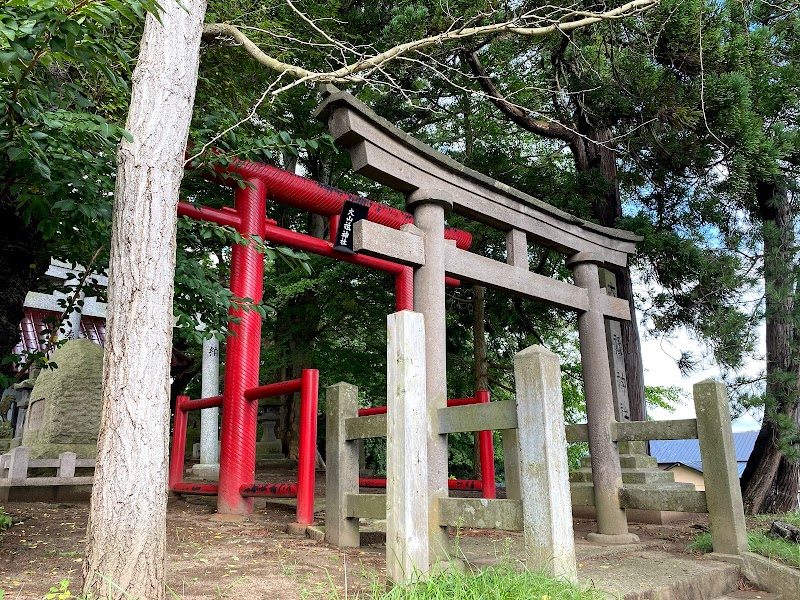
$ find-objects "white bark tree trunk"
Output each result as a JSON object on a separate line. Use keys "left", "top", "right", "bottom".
{"left": 83, "top": 0, "right": 207, "bottom": 598}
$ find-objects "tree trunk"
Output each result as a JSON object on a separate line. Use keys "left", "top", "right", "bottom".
{"left": 465, "top": 51, "right": 648, "bottom": 423}
{"left": 82, "top": 1, "right": 207, "bottom": 597}
{"left": 0, "top": 201, "right": 50, "bottom": 369}
{"left": 741, "top": 181, "right": 799, "bottom": 514}
{"left": 472, "top": 284, "right": 488, "bottom": 478}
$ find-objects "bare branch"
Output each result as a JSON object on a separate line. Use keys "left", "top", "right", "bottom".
{"left": 202, "top": 0, "right": 659, "bottom": 89}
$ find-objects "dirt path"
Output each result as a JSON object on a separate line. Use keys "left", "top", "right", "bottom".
{"left": 1, "top": 495, "right": 385, "bottom": 600}
{"left": 1, "top": 466, "right": 712, "bottom": 600}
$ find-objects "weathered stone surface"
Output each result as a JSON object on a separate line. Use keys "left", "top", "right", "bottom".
{"left": 22, "top": 340, "right": 103, "bottom": 459}
{"left": 741, "top": 551, "right": 800, "bottom": 599}
{"left": 514, "top": 345, "right": 577, "bottom": 582}
{"left": 693, "top": 380, "right": 748, "bottom": 556}
{"left": 439, "top": 498, "right": 523, "bottom": 531}
{"left": 325, "top": 382, "right": 360, "bottom": 548}
{"left": 386, "top": 310, "right": 429, "bottom": 582}
{"left": 620, "top": 484, "right": 708, "bottom": 513}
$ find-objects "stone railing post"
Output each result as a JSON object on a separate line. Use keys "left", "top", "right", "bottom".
{"left": 567, "top": 253, "right": 637, "bottom": 543}
{"left": 8, "top": 445, "right": 29, "bottom": 483}
{"left": 325, "top": 382, "right": 360, "bottom": 547}
{"left": 58, "top": 452, "right": 77, "bottom": 478}
{"left": 514, "top": 345, "right": 577, "bottom": 582}
{"left": 693, "top": 380, "right": 748, "bottom": 556}
{"left": 407, "top": 189, "right": 451, "bottom": 559}
{"left": 386, "top": 310, "right": 429, "bottom": 583}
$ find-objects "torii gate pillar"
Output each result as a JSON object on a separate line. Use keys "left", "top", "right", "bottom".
{"left": 408, "top": 189, "right": 451, "bottom": 561}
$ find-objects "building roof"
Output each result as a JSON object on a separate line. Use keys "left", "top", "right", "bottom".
{"left": 13, "top": 308, "right": 106, "bottom": 357}
{"left": 649, "top": 430, "right": 759, "bottom": 477}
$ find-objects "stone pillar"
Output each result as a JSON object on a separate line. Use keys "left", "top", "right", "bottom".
{"left": 503, "top": 228, "right": 528, "bottom": 501}
{"left": 599, "top": 270, "right": 631, "bottom": 423}
{"left": 407, "top": 190, "right": 450, "bottom": 561}
{"left": 693, "top": 380, "right": 748, "bottom": 556}
{"left": 65, "top": 293, "right": 84, "bottom": 340}
{"left": 514, "top": 345, "right": 577, "bottom": 582}
{"left": 325, "top": 382, "right": 360, "bottom": 547}
{"left": 192, "top": 336, "right": 220, "bottom": 480}
{"left": 567, "top": 253, "right": 637, "bottom": 543}
{"left": 386, "top": 311, "right": 429, "bottom": 582}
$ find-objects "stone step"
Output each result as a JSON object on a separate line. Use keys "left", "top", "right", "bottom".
{"left": 569, "top": 468, "right": 677, "bottom": 484}
{"left": 619, "top": 454, "right": 659, "bottom": 469}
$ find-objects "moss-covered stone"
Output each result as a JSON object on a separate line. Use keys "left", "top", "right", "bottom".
{"left": 21, "top": 339, "right": 104, "bottom": 459}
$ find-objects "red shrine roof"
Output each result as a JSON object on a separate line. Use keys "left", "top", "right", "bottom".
{"left": 13, "top": 308, "right": 106, "bottom": 359}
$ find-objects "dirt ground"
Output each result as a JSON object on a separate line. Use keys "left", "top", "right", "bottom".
{"left": 0, "top": 467, "right": 710, "bottom": 600}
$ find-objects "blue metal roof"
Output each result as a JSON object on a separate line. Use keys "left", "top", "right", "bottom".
{"left": 649, "top": 430, "right": 758, "bottom": 477}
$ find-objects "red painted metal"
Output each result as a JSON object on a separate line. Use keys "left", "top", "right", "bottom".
{"left": 357, "top": 406, "right": 387, "bottom": 417}
{"left": 447, "top": 397, "right": 477, "bottom": 407}
{"left": 450, "top": 479, "right": 483, "bottom": 491}
{"left": 329, "top": 214, "right": 340, "bottom": 245}
{"left": 172, "top": 482, "right": 219, "bottom": 496}
{"left": 240, "top": 482, "right": 299, "bottom": 498}
{"left": 177, "top": 202, "right": 241, "bottom": 228}
{"left": 217, "top": 182, "right": 267, "bottom": 515}
{"left": 174, "top": 157, "right": 475, "bottom": 517}
{"left": 169, "top": 395, "right": 190, "bottom": 490}
{"left": 295, "top": 369, "right": 319, "bottom": 525}
{"left": 358, "top": 478, "right": 483, "bottom": 492}
{"left": 213, "top": 158, "right": 472, "bottom": 250}
{"left": 244, "top": 378, "right": 301, "bottom": 402}
{"left": 180, "top": 395, "right": 224, "bottom": 411}
{"left": 358, "top": 478, "right": 388, "bottom": 488}
{"left": 396, "top": 268, "right": 414, "bottom": 312}
{"left": 476, "top": 390, "right": 496, "bottom": 499}
{"left": 354, "top": 393, "right": 495, "bottom": 497}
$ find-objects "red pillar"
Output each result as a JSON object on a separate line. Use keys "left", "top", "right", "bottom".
{"left": 294, "top": 369, "right": 319, "bottom": 525}
{"left": 477, "top": 390, "right": 496, "bottom": 499}
{"left": 169, "top": 395, "right": 189, "bottom": 489}
{"left": 218, "top": 180, "right": 267, "bottom": 515}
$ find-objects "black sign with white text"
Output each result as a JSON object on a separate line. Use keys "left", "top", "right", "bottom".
{"left": 333, "top": 200, "right": 370, "bottom": 253}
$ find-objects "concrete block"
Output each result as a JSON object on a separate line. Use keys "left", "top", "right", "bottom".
{"left": 514, "top": 345, "right": 577, "bottom": 582}
{"left": 57, "top": 452, "right": 76, "bottom": 478}
{"left": 386, "top": 311, "right": 429, "bottom": 583}
{"left": 693, "top": 380, "right": 748, "bottom": 556}
{"left": 325, "top": 382, "right": 360, "bottom": 548}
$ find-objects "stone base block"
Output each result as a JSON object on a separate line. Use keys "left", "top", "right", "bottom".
{"left": 191, "top": 463, "right": 220, "bottom": 481}
{"left": 586, "top": 532, "right": 640, "bottom": 545}
{"left": 572, "top": 505, "right": 706, "bottom": 525}
{"left": 306, "top": 525, "right": 326, "bottom": 541}
{"left": 286, "top": 522, "right": 316, "bottom": 536}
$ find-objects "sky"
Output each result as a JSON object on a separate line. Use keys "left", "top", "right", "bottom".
{"left": 640, "top": 327, "right": 763, "bottom": 432}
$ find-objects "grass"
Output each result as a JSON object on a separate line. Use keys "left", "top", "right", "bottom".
{"left": 688, "top": 512, "right": 800, "bottom": 569}
{"left": 312, "top": 563, "right": 607, "bottom": 600}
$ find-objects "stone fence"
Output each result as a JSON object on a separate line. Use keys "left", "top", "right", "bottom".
{"left": 324, "top": 312, "right": 748, "bottom": 582}
{"left": 0, "top": 446, "right": 94, "bottom": 502}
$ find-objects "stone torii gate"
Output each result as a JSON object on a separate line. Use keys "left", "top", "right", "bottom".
{"left": 315, "top": 91, "right": 642, "bottom": 549}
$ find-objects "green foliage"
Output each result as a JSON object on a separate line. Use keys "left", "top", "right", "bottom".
{"left": 0, "top": 506, "right": 11, "bottom": 532}
{"left": 355, "top": 563, "right": 605, "bottom": 600}
{"left": 41, "top": 579, "right": 78, "bottom": 600}
{"left": 692, "top": 512, "right": 800, "bottom": 568}
{"left": 0, "top": 0, "right": 154, "bottom": 246}
{"left": 644, "top": 386, "right": 685, "bottom": 414}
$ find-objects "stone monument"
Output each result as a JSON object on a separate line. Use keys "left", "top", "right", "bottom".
{"left": 21, "top": 339, "right": 104, "bottom": 459}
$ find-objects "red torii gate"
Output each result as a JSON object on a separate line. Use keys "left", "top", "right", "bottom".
{"left": 171, "top": 157, "right": 477, "bottom": 516}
